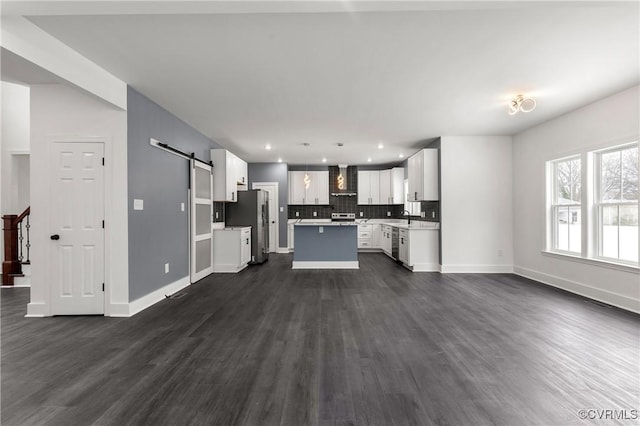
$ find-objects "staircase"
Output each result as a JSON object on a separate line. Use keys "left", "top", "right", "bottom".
{"left": 2, "top": 207, "right": 31, "bottom": 286}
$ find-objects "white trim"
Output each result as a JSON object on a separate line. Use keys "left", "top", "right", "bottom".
{"left": 111, "top": 275, "right": 191, "bottom": 317}
{"left": 440, "top": 264, "right": 513, "bottom": 273}
{"left": 514, "top": 266, "right": 640, "bottom": 314}
{"left": 541, "top": 250, "right": 639, "bottom": 273}
{"left": 2, "top": 284, "right": 30, "bottom": 288}
{"left": 276, "top": 247, "right": 290, "bottom": 254}
{"left": 8, "top": 150, "right": 30, "bottom": 155}
{"left": 212, "top": 264, "right": 249, "bottom": 273}
{"left": 252, "top": 181, "right": 279, "bottom": 253}
{"left": 25, "top": 302, "right": 48, "bottom": 317}
{"left": 292, "top": 261, "right": 359, "bottom": 269}
{"left": 405, "top": 262, "right": 442, "bottom": 272}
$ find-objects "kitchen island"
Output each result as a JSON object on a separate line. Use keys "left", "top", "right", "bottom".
{"left": 292, "top": 223, "right": 359, "bottom": 269}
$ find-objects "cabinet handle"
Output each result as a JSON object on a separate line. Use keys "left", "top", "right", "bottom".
{"left": 401, "top": 238, "right": 404, "bottom": 244}
{"left": 246, "top": 238, "right": 249, "bottom": 244}
{"left": 232, "top": 192, "right": 235, "bottom": 201}
{"left": 414, "top": 191, "right": 417, "bottom": 201}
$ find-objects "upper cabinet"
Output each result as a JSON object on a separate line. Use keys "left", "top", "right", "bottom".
{"left": 288, "top": 171, "right": 329, "bottom": 205}
{"left": 358, "top": 167, "right": 404, "bottom": 205}
{"left": 358, "top": 170, "right": 380, "bottom": 205}
{"left": 407, "top": 149, "right": 438, "bottom": 201}
{"left": 211, "top": 149, "right": 248, "bottom": 202}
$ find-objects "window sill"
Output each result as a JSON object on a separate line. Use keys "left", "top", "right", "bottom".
{"left": 541, "top": 250, "right": 639, "bottom": 273}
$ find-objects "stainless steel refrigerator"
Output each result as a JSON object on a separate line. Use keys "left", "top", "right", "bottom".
{"left": 225, "top": 189, "right": 269, "bottom": 264}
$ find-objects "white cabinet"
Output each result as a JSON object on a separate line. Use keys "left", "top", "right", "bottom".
{"left": 399, "top": 229, "right": 409, "bottom": 264}
{"left": 379, "top": 168, "right": 405, "bottom": 204}
{"left": 407, "top": 149, "right": 438, "bottom": 201}
{"left": 211, "top": 149, "right": 248, "bottom": 202}
{"left": 358, "top": 224, "right": 372, "bottom": 249}
{"left": 381, "top": 225, "right": 393, "bottom": 256}
{"left": 371, "top": 224, "right": 382, "bottom": 249}
{"left": 288, "top": 222, "right": 295, "bottom": 250}
{"left": 357, "top": 170, "right": 380, "bottom": 205}
{"left": 398, "top": 227, "right": 439, "bottom": 272}
{"left": 288, "top": 171, "right": 329, "bottom": 205}
{"left": 212, "top": 227, "right": 251, "bottom": 272}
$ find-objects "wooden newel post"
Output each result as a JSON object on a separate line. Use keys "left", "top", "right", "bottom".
{"left": 2, "top": 215, "right": 19, "bottom": 286}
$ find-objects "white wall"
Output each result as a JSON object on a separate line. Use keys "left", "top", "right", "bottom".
{"left": 513, "top": 85, "right": 639, "bottom": 313}
{"left": 440, "top": 136, "right": 514, "bottom": 272}
{"left": 1, "top": 81, "right": 30, "bottom": 214}
{"left": 28, "top": 84, "right": 128, "bottom": 316}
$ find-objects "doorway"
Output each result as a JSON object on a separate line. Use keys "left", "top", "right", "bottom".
{"left": 49, "top": 141, "right": 105, "bottom": 315}
{"left": 252, "top": 182, "right": 278, "bottom": 253}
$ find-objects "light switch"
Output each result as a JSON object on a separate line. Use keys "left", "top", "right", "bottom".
{"left": 360, "top": 212, "right": 363, "bottom": 217}
{"left": 164, "top": 263, "right": 169, "bottom": 273}
{"left": 296, "top": 211, "right": 300, "bottom": 217}
{"left": 313, "top": 211, "right": 317, "bottom": 217}
{"left": 280, "top": 206, "right": 284, "bottom": 213}
{"left": 319, "top": 226, "right": 324, "bottom": 233}
{"left": 215, "top": 212, "right": 219, "bottom": 219}
{"left": 181, "top": 203, "right": 185, "bottom": 212}
{"left": 133, "top": 199, "right": 144, "bottom": 210}
{"left": 387, "top": 211, "right": 391, "bottom": 217}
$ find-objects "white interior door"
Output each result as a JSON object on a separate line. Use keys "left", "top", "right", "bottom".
{"left": 253, "top": 182, "right": 278, "bottom": 252}
{"left": 49, "top": 142, "right": 104, "bottom": 315}
{"left": 191, "top": 159, "right": 214, "bottom": 282}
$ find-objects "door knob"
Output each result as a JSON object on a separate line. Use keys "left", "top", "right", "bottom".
{"left": 50, "top": 234, "right": 60, "bottom": 240}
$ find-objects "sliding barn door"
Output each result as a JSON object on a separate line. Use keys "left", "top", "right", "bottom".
{"left": 190, "top": 159, "right": 213, "bottom": 282}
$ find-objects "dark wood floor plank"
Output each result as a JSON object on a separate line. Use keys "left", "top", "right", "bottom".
{"left": 2, "top": 253, "right": 639, "bottom": 426}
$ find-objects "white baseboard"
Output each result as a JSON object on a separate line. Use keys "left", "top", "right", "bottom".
{"left": 441, "top": 264, "right": 514, "bottom": 273}
{"left": 514, "top": 266, "right": 640, "bottom": 314}
{"left": 126, "top": 276, "right": 191, "bottom": 317}
{"left": 108, "top": 303, "right": 132, "bottom": 317}
{"left": 405, "top": 263, "right": 441, "bottom": 272}
{"left": 212, "top": 264, "right": 248, "bottom": 273}
{"left": 25, "top": 302, "right": 48, "bottom": 317}
{"left": 292, "top": 261, "right": 359, "bottom": 269}
{"left": 276, "top": 247, "right": 289, "bottom": 254}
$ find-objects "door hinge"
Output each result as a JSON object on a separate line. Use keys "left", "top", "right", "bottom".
{"left": 102, "top": 157, "right": 105, "bottom": 166}
{"left": 102, "top": 283, "right": 105, "bottom": 292}
{"left": 102, "top": 220, "right": 105, "bottom": 228}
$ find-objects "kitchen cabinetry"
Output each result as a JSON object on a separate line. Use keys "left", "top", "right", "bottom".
{"left": 357, "top": 170, "right": 380, "bottom": 204}
{"left": 211, "top": 149, "right": 248, "bottom": 202}
{"left": 379, "top": 167, "right": 405, "bottom": 204}
{"left": 212, "top": 227, "right": 251, "bottom": 272}
{"left": 288, "top": 222, "right": 295, "bottom": 250}
{"left": 398, "top": 227, "right": 439, "bottom": 271}
{"left": 371, "top": 224, "right": 382, "bottom": 249}
{"left": 407, "top": 149, "right": 438, "bottom": 201}
{"left": 288, "top": 171, "right": 329, "bottom": 205}
{"left": 357, "top": 223, "right": 372, "bottom": 249}
{"left": 381, "top": 225, "right": 393, "bottom": 256}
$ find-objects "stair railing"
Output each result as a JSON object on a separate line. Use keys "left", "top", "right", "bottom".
{"left": 2, "top": 207, "right": 30, "bottom": 286}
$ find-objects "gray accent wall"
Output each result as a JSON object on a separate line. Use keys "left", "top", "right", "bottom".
{"left": 247, "top": 163, "right": 288, "bottom": 248}
{"left": 127, "top": 87, "right": 221, "bottom": 301}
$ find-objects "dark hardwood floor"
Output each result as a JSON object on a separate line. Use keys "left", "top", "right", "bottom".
{"left": 2, "top": 253, "right": 639, "bottom": 426}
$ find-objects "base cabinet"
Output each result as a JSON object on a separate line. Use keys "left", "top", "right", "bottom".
{"left": 381, "top": 225, "right": 393, "bottom": 256}
{"left": 213, "top": 227, "right": 251, "bottom": 273}
{"left": 399, "top": 228, "right": 439, "bottom": 272}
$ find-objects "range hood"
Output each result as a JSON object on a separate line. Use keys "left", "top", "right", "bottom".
{"left": 331, "top": 164, "right": 357, "bottom": 196}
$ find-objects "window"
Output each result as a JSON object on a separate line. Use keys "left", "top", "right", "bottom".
{"left": 596, "top": 144, "right": 638, "bottom": 263}
{"left": 404, "top": 180, "right": 421, "bottom": 216}
{"left": 546, "top": 141, "right": 639, "bottom": 267}
{"left": 550, "top": 157, "right": 582, "bottom": 253}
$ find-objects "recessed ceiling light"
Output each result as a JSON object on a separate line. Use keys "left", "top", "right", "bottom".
{"left": 322, "top": 157, "right": 327, "bottom": 163}
{"left": 377, "top": 143, "right": 384, "bottom": 149}
{"left": 337, "top": 143, "right": 344, "bottom": 147}
{"left": 399, "top": 154, "right": 404, "bottom": 158}
{"left": 277, "top": 158, "right": 282, "bottom": 163}
{"left": 265, "top": 144, "right": 272, "bottom": 150}
{"left": 367, "top": 158, "right": 372, "bottom": 162}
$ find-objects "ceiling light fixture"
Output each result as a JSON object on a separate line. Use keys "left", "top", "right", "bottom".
{"left": 377, "top": 143, "right": 384, "bottom": 149}
{"left": 399, "top": 154, "right": 404, "bottom": 158}
{"left": 367, "top": 158, "right": 372, "bottom": 163}
{"left": 277, "top": 158, "right": 282, "bottom": 163}
{"left": 508, "top": 94, "right": 536, "bottom": 115}
{"left": 265, "top": 144, "right": 272, "bottom": 150}
{"left": 322, "top": 157, "right": 327, "bottom": 163}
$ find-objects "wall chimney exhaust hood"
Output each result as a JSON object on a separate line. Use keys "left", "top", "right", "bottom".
{"left": 331, "top": 164, "right": 357, "bottom": 196}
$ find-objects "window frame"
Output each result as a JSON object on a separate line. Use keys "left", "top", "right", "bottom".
{"left": 593, "top": 143, "right": 639, "bottom": 265}
{"left": 548, "top": 155, "right": 582, "bottom": 255}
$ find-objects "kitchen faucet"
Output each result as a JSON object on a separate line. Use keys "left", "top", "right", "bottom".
{"left": 402, "top": 210, "right": 411, "bottom": 225}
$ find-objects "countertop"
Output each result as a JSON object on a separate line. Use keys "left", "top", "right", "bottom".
{"left": 288, "top": 219, "right": 439, "bottom": 230}
{"left": 294, "top": 222, "right": 357, "bottom": 226}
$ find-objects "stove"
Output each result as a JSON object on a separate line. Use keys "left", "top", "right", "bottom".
{"left": 331, "top": 212, "right": 356, "bottom": 222}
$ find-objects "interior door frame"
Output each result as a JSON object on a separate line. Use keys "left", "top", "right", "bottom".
{"left": 47, "top": 138, "right": 106, "bottom": 315}
{"left": 252, "top": 182, "right": 279, "bottom": 252}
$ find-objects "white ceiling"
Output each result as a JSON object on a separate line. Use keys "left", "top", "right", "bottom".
{"left": 7, "top": 1, "right": 640, "bottom": 165}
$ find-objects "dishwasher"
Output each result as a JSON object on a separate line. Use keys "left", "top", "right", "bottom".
{"left": 391, "top": 226, "right": 400, "bottom": 260}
